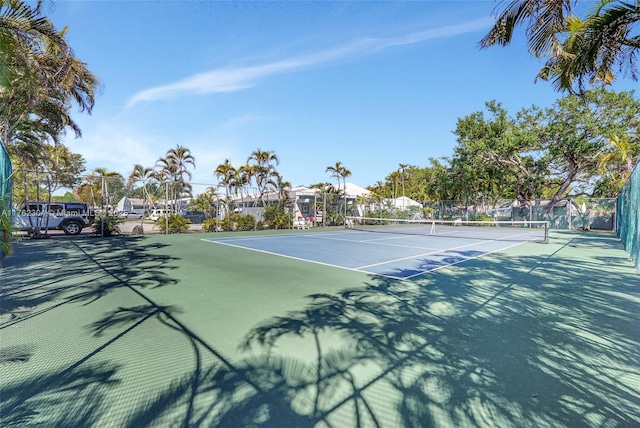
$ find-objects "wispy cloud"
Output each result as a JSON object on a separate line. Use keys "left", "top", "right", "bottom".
{"left": 127, "top": 17, "right": 492, "bottom": 107}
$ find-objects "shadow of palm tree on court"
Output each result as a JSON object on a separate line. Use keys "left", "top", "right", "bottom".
{"left": 0, "top": 237, "right": 179, "bottom": 327}
{"left": 1, "top": 361, "right": 121, "bottom": 428}
{"left": 0, "top": 236, "right": 182, "bottom": 427}
{"left": 2, "top": 232, "right": 638, "bottom": 426}
{"left": 83, "top": 234, "right": 640, "bottom": 427}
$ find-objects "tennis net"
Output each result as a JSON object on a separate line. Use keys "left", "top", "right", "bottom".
{"left": 346, "top": 217, "right": 549, "bottom": 243}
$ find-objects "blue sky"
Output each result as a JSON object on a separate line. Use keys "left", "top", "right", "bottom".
{"left": 47, "top": 1, "right": 631, "bottom": 194}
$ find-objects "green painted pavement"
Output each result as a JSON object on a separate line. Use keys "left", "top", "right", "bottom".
{"left": 1, "top": 230, "right": 638, "bottom": 427}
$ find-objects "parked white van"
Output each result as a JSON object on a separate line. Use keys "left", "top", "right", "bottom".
{"left": 149, "top": 209, "right": 172, "bottom": 221}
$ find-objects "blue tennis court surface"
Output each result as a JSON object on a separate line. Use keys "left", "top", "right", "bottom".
{"left": 203, "top": 229, "right": 533, "bottom": 279}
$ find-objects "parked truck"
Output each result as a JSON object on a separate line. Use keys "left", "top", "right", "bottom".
{"left": 13, "top": 201, "right": 94, "bottom": 235}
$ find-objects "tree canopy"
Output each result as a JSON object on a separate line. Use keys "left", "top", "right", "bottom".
{"left": 369, "top": 88, "right": 640, "bottom": 206}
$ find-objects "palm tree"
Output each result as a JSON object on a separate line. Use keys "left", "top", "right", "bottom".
{"left": 191, "top": 190, "right": 216, "bottom": 220}
{"left": 0, "top": 0, "right": 98, "bottom": 247}
{"left": 274, "top": 173, "right": 292, "bottom": 208}
{"left": 480, "top": 0, "right": 571, "bottom": 57}
{"left": 480, "top": 0, "right": 640, "bottom": 92}
{"left": 326, "top": 161, "right": 352, "bottom": 225}
{"left": 0, "top": 0, "right": 99, "bottom": 148}
{"left": 235, "top": 163, "right": 254, "bottom": 212}
{"left": 155, "top": 145, "right": 195, "bottom": 213}
{"left": 247, "top": 149, "right": 280, "bottom": 207}
{"left": 597, "top": 133, "right": 638, "bottom": 192}
{"left": 215, "top": 159, "right": 236, "bottom": 219}
{"left": 128, "top": 164, "right": 153, "bottom": 223}
{"left": 90, "top": 167, "right": 124, "bottom": 211}
{"left": 398, "top": 163, "right": 410, "bottom": 209}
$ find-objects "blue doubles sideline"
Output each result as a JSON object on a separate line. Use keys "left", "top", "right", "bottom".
{"left": 202, "top": 230, "right": 527, "bottom": 280}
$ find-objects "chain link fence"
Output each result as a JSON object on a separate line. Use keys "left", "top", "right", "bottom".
{"left": 0, "top": 143, "right": 11, "bottom": 208}
{"left": 1, "top": 144, "right": 12, "bottom": 257}
{"left": 616, "top": 165, "right": 639, "bottom": 268}
{"left": 417, "top": 198, "right": 616, "bottom": 231}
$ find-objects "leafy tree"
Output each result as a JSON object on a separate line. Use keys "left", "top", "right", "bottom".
{"left": 452, "top": 101, "right": 547, "bottom": 203}
{"left": 8, "top": 143, "right": 86, "bottom": 204}
{"left": 522, "top": 88, "right": 640, "bottom": 205}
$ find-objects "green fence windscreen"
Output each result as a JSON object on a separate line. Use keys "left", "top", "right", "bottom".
{"left": 616, "top": 164, "right": 639, "bottom": 268}
{"left": 0, "top": 143, "right": 11, "bottom": 208}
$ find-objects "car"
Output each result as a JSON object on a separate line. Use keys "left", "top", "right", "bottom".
{"left": 181, "top": 211, "right": 205, "bottom": 224}
{"left": 118, "top": 211, "right": 143, "bottom": 219}
{"left": 13, "top": 201, "right": 94, "bottom": 235}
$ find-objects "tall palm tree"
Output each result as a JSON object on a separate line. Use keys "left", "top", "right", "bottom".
{"left": 90, "top": 167, "right": 123, "bottom": 211}
{"left": 155, "top": 145, "right": 195, "bottom": 213}
{"left": 215, "top": 159, "right": 236, "bottom": 219}
{"left": 274, "top": 172, "right": 291, "bottom": 208}
{"left": 326, "top": 161, "right": 352, "bottom": 224}
{"left": 235, "top": 163, "right": 253, "bottom": 211}
{"left": 247, "top": 148, "right": 279, "bottom": 207}
{"left": 128, "top": 164, "right": 153, "bottom": 223}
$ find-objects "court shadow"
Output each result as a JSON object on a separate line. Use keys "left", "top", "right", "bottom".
{"left": 88, "top": 243, "right": 638, "bottom": 427}
{"left": 0, "top": 344, "right": 36, "bottom": 364}
{"left": 1, "top": 237, "right": 185, "bottom": 425}
{"left": 3, "top": 232, "right": 638, "bottom": 426}
{"left": 0, "top": 361, "right": 120, "bottom": 427}
{"left": 200, "top": 240, "right": 636, "bottom": 426}
{"left": 0, "top": 237, "right": 179, "bottom": 328}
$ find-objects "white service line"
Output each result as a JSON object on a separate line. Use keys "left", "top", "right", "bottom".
{"left": 355, "top": 238, "right": 498, "bottom": 270}
{"left": 401, "top": 239, "right": 529, "bottom": 279}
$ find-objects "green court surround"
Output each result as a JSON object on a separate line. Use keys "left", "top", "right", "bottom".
{"left": 1, "top": 230, "right": 638, "bottom": 427}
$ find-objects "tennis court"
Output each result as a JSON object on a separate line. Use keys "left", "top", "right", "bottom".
{"left": 1, "top": 229, "right": 639, "bottom": 427}
{"left": 203, "top": 220, "right": 548, "bottom": 279}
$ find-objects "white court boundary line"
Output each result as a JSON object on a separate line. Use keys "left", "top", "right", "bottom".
{"left": 202, "top": 238, "right": 393, "bottom": 278}
{"left": 201, "top": 232, "right": 532, "bottom": 280}
{"left": 205, "top": 230, "right": 446, "bottom": 252}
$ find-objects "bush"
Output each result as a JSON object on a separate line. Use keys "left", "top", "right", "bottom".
{"left": 262, "top": 205, "right": 290, "bottom": 229}
{"left": 475, "top": 213, "right": 494, "bottom": 222}
{"left": 203, "top": 218, "right": 221, "bottom": 232}
{"left": 235, "top": 214, "right": 256, "bottom": 231}
{"left": 155, "top": 214, "right": 191, "bottom": 234}
{"left": 91, "top": 214, "right": 123, "bottom": 237}
{"left": 204, "top": 213, "right": 257, "bottom": 232}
